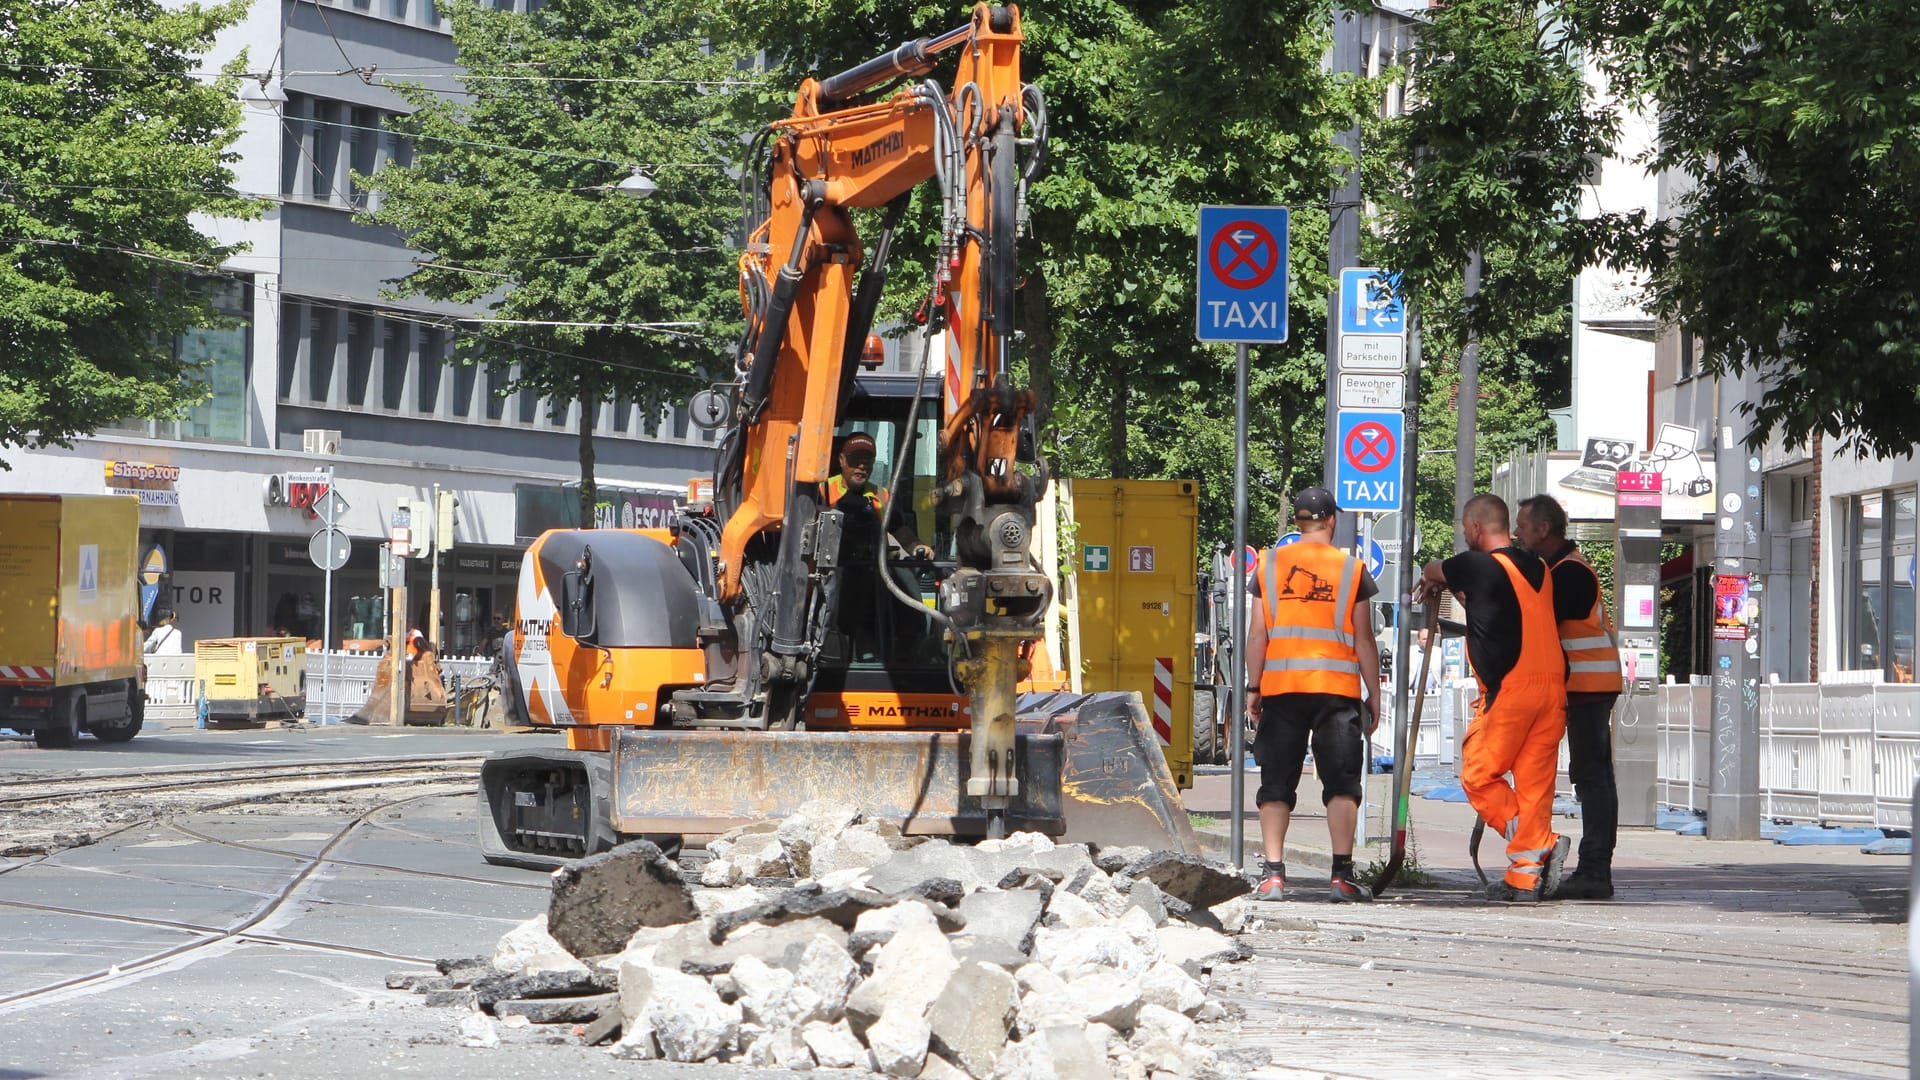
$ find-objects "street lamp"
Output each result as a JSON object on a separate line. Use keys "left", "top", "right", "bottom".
{"left": 239, "top": 72, "right": 288, "bottom": 110}
{"left": 615, "top": 168, "right": 657, "bottom": 200}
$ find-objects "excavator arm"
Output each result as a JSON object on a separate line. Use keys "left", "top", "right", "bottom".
{"left": 701, "top": 4, "right": 1050, "bottom": 822}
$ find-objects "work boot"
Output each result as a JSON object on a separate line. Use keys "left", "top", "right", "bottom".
{"left": 1329, "top": 871, "right": 1373, "bottom": 903}
{"left": 1483, "top": 880, "right": 1538, "bottom": 903}
{"left": 1555, "top": 867, "right": 1614, "bottom": 900}
{"left": 1539, "top": 834, "right": 1571, "bottom": 899}
{"left": 1253, "top": 860, "right": 1287, "bottom": 901}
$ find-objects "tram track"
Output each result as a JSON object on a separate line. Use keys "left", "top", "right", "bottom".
{"left": 0, "top": 789, "right": 466, "bottom": 1015}
{"left": 0, "top": 753, "right": 486, "bottom": 808}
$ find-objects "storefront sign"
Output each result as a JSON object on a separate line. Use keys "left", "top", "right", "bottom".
{"left": 105, "top": 460, "right": 182, "bottom": 507}
{"left": 514, "top": 483, "right": 681, "bottom": 542}
{"left": 264, "top": 471, "right": 335, "bottom": 520}
{"left": 168, "top": 570, "right": 236, "bottom": 645}
{"left": 454, "top": 553, "right": 494, "bottom": 574}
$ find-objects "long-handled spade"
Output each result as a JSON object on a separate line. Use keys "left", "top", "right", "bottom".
{"left": 1372, "top": 601, "right": 1440, "bottom": 898}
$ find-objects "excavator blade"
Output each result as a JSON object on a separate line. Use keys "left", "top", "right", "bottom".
{"left": 1018, "top": 691, "right": 1202, "bottom": 855}
{"left": 607, "top": 729, "right": 1066, "bottom": 839}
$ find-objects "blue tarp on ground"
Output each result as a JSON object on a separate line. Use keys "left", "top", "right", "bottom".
{"left": 1658, "top": 807, "right": 1706, "bottom": 835}
{"left": 1773, "top": 825, "right": 1885, "bottom": 847}
{"left": 1863, "top": 837, "right": 1911, "bottom": 856}
{"left": 1553, "top": 797, "right": 1581, "bottom": 818}
{"left": 1422, "top": 784, "right": 1470, "bottom": 802}
{"left": 1760, "top": 821, "right": 1795, "bottom": 841}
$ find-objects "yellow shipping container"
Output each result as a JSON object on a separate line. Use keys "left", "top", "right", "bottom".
{"left": 1064, "top": 479, "right": 1199, "bottom": 789}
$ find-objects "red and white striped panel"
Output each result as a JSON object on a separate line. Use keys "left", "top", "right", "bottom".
{"left": 0, "top": 665, "right": 54, "bottom": 683}
{"left": 1150, "top": 657, "right": 1174, "bottom": 746}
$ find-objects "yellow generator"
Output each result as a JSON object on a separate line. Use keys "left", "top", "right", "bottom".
{"left": 1062, "top": 479, "right": 1200, "bottom": 789}
{"left": 194, "top": 637, "right": 306, "bottom": 724}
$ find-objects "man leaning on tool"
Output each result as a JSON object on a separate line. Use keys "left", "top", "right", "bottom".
{"left": 1516, "top": 493, "right": 1622, "bottom": 900}
{"left": 1414, "top": 493, "right": 1570, "bottom": 902}
{"left": 1244, "top": 486, "right": 1381, "bottom": 903}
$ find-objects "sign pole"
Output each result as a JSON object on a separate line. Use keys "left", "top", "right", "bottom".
{"left": 1229, "top": 340, "right": 1250, "bottom": 870}
{"left": 1390, "top": 305, "right": 1421, "bottom": 857}
{"left": 320, "top": 466, "right": 334, "bottom": 724}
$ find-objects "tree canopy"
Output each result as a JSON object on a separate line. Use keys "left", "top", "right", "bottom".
{"left": 360, "top": 0, "right": 750, "bottom": 519}
{"left": 0, "top": 0, "right": 255, "bottom": 460}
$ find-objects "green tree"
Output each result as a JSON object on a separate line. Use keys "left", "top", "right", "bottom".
{"left": 361, "top": 0, "right": 750, "bottom": 522}
{"left": 0, "top": 0, "right": 256, "bottom": 460}
{"left": 1569, "top": 1, "right": 1920, "bottom": 456}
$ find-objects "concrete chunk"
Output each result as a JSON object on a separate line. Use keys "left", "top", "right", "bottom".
{"left": 1092, "top": 844, "right": 1151, "bottom": 874}
{"left": 793, "top": 935, "right": 861, "bottom": 1021}
{"left": 1209, "top": 896, "right": 1251, "bottom": 935}
{"left": 493, "top": 992, "right": 617, "bottom": 1024}
{"left": 1071, "top": 870, "right": 1132, "bottom": 919}
{"left": 653, "top": 915, "right": 848, "bottom": 975}
{"left": 1122, "top": 851, "right": 1251, "bottom": 910}
{"left": 1123, "top": 880, "right": 1171, "bottom": 927}
{"left": 846, "top": 902, "right": 958, "bottom": 1025}
{"left": 867, "top": 1000, "right": 933, "bottom": 1077}
{"left": 991, "top": 1025, "right": 1108, "bottom": 1080}
{"left": 926, "top": 961, "right": 1016, "bottom": 1077}
{"left": 731, "top": 954, "right": 826, "bottom": 1028}
{"left": 1154, "top": 924, "right": 1248, "bottom": 977}
{"left": 803, "top": 1018, "right": 868, "bottom": 1069}
{"left": 956, "top": 887, "right": 1048, "bottom": 955}
{"left": 1138, "top": 961, "right": 1206, "bottom": 1016}
{"left": 1031, "top": 923, "right": 1159, "bottom": 982}
{"left": 950, "top": 935, "right": 1033, "bottom": 972}
{"left": 548, "top": 839, "right": 699, "bottom": 959}
{"left": 1040, "top": 889, "right": 1107, "bottom": 930}
{"left": 1129, "top": 1003, "right": 1196, "bottom": 1048}
{"left": 472, "top": 967, "right": 612, "bottom": 1009}
{"left": 495, "top": 914, "right": 591, "bottom": 978}
{"left": 1065, "top": 971, "right": 1143, "bottom": 1029}
{"left": 809, "top": 821, "right": 901, "bottom": 877}
{"left": 623, "top": 964, "right": 741, "bottom": 1062}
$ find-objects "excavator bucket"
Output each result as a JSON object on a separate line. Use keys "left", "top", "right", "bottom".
{"left": 602, "top": 690, "right": 1198, "bottom": 854}
{"left": 607, "top": 730, "right": 1067, "bottom": 840}
{"left": 1018, "top": 691, "right": 1202, "bottom": 854}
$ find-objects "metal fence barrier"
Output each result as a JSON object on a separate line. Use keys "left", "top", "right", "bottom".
{"left": 1656, "top": 681, "right": 1920, "bottom": 830}
{"left": 143, "top": 654, "right": 198, "bottom": 723}
{"left": 140, "top": 650, "right": 502, "bottom": 726}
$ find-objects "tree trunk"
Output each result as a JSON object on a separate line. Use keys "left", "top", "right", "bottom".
{"left": 1453, "top": 250, "right": 1483, "bottom": 550}
{"left": 1108, "top": 360, "right": 1128, "bottom": 478}
{"left": 577, "top": 370, "right": 597, "bottom": 527}
{"left": 1278, "top": 382, "right": 1296, "bottom": 499}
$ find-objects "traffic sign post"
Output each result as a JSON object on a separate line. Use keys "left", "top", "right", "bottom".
{"left": 1197, "top": 205, "right": 1291, "bottom": 869}
{"left": 1335, "top": 410, "right": 1404, "bottom": 512}
{"left": 1196, "top": 206, "right": 1290, "bottom": 345}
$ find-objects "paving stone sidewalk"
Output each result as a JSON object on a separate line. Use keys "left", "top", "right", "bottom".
{"left": 1184, "top": 768, "right": 1908, "bottom": 1079}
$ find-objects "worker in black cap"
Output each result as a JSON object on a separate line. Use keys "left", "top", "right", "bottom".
{"left": 1243, "top": 486, "right": 1382, "bottom": 903}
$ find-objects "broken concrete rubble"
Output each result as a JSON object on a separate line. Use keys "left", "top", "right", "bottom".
{"left": 423, "top": 806, "right": 1258, "bottom": 1080}
{"left": 547, "top": 839, "right": 700, "bottom": 958}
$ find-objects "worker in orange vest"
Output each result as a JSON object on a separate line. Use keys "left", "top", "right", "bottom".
{"left": 1416, "top": 493, "right": 1570, "bottom": 902}
{"left": 1517, "top": 493, "right": 1622, "bottom": 899}
{"left": 1243, "top": 486, "right": 1382, "bottom": 903}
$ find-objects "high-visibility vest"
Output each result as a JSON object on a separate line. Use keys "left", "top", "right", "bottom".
{"left": 1486, "top": 551, "right": 1565, "bottom": 691}
{"left": 1256, "top": 540, "right": 1363, "bottom": 698}
{"left": 824, "top": 475, "right": 887, "bottom": 509}
{"left": 1547, "top": 545, "right": 1623, "bottom": 694}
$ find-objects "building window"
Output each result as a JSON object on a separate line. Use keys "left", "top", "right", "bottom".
{"left": 382, "top": 320, "right": 410, "bottom": 410}
{"left": 416, "top": 327, "right": 443, "bottom": 412}
{"left": 179, "top": 277, "right": 251, "bottom": 442}
{"left": 308, "top": 308, "right": 338, "bottom": 402}
{"left": 1678, "top": 331, "right": 1697, "bottom": 381}
{"left": 1844, "top": 489, "right": 1918, "bottom": 681}
{"left": 346, "top": 312, "right": 375, "bottom": 407}
{"left": 1789, "top": 474, "right": 1813, "bottom": 523}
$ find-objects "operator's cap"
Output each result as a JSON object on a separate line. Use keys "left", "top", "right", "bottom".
{"left": 840, "top": 431, "right": 876, "bottom": 453}
{"left": 1293, "top": 486, "right": 1338, "bottom": 520}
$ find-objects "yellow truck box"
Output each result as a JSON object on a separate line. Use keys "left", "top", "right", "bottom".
{"left": 0, "top": 494, "right": 144, "bottom": 746}
{"left": 1065, "top": 479, "right": 1199, "bottom": 788}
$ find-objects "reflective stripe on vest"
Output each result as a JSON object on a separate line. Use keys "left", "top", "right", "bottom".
{"left": 1257, "top": 540, "right": 1363, "bottom": 698}
{"left": 1486, "top": 550, "right": 1564, "bottom": 693}
{"left": 1548, "top": 549, "right": 1623, "bottom": 694}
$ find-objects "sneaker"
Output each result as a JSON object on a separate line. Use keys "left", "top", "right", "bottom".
{"left": 1254, "top": 872, "right": 1286, "bottom": 901}
{"left": 1329, "top": 873, "right": 1373, "bottom": 903}
{"left": 1484, "top": 880, "right": 1538, "bottom": 903}
{"left": 1554, "top": 868, "right": 1614, "bottom": 900}
{"left": 1539, "top": 834, "right": 1571, "bottom": 899}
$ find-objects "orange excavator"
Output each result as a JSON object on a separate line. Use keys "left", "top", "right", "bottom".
{"left": 477, "top": 4, "right": 1194, "bottom": 869}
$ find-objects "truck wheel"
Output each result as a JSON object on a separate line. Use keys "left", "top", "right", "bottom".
{"left": 91, "top": 682, "right": 143, "bottom": 743}
{"left": 1193, "top": 688, "right": 1218, "bottom": 764}
{"left": 34, "top": 693, "right": 81, "bottom": 749}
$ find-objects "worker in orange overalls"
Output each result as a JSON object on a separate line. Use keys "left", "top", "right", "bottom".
{"left": 1517, "top": 493, "right": 1622, "bottom": 899}
{"left": 1243, "top": 486, "right": 1382, "bottom": 903}
{"left": 1416, "top": 493, "right": 1569, "bottom": 902}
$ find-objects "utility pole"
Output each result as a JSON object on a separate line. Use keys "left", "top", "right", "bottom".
{"left": 387, "top": 499, "right": 412, "bottom": 728}
{"left": 1452, "top": 251, "right": 1482, "bottom": 549}
{"left": 1325, "top": 7, "right": 1362, "bottom": 550}
{"left": 428, "top": 483, "right": 444, "bottom": 653}
{"left": 1708, "top": 366, "right": 1762, "bottom": 840}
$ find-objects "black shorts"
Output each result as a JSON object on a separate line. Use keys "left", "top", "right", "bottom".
{"left": 1254, "top": 692, "right": 1367, "bottom": 809}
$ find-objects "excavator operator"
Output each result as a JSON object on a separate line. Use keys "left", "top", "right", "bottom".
{"left": 824, "top": 431, "right": 934, "bottom": 561}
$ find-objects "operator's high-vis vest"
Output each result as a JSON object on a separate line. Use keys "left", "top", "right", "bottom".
{"left": 1486, "top": 551, "right": 1564, "bottom": 693}
{"left": 1547, "top": 546, "right": 1622, "bottom": 694}
{"left": 1256, "top": 540, "right": 1363, "bottom": 698}
{"left": 824, "top": 475, "right": 888, "bottom": 510}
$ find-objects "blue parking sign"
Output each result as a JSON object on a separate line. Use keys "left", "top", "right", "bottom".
{"left": 1338, "top": 268, "right": 1405, "bottom": 336}
{"left": 1196, "top": 206, "right": 1289, "bottom": 344}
